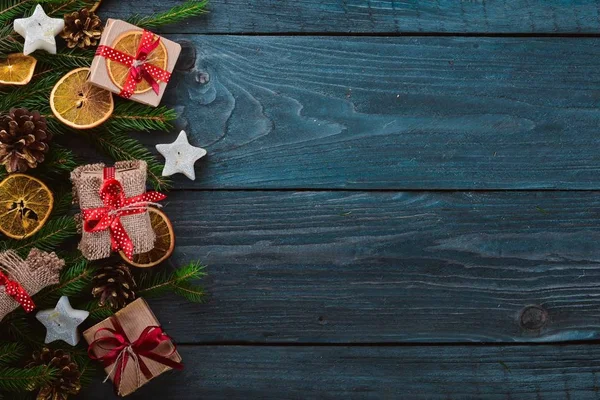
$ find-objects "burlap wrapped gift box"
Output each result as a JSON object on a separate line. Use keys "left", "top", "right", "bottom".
{"left": 84, "top": 298, "right": 183, "bottom": 397}
{"left": 71, "top": 160, "right": 156, "bottom": 261}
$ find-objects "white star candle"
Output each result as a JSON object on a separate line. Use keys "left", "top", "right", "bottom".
{"left": 36, "top": 296, "right": 89, "bottom": 346}
{"left": 14, "top": 5, "right": 64, "bottom": 55}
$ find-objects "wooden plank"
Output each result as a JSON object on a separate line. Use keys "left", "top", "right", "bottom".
{"left": 143, "top": 190, "right": 600, "bottom": 343}
{"left": 101, "top": 0, "right": 600, "bottom": 34}
{"left": 134, "top": 35, "right": 600, "bottom": 190}
{"left": 84, "top": 344, "right": 600, "bottom": 399}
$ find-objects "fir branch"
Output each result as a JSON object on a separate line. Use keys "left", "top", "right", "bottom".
{"left": 85, "top": 128, "right": 171, "bottom": 191}
{"left": 47, "top": 258, "right": 93, "bottom": 299}
{"left": 0, "top": 366, "right": 57, "bottom": 392}
{"left": 138, "top": 261, "right": 206, "bottom": 302}
{"left": 0, "top": 70, "right": 63, "bottom": 111}
{"left": 0, "top": 25, "right": 20, "bottom": 55}
{"left": 1, "top": 216, "right": 77, "bottom": 256}
{"left": 35, "top": 47, "right": 94, "bottom": 70}
{"left": 128, "top": 0, "right": 208, "bottom": 29}
{"left": 45, "top": 0, "right": 98, "bottom": 16}
{"left": 29, "top": 145, "right": 78, "bottom": 183}
{"left": 108, "top": 102, "right": 177, "bottom": 133}
{"left": 0, "top": 343, "right": 25, "bottom": 365}
{"left": 78, "top": 300, "right": 114, "bottom": 321}
{"left": 0, "top": 0, "right": 36, "bottom": 28}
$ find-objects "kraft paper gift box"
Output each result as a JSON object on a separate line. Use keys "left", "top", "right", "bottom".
{"left": 88, "top": 18, "right": 181, "bottom": 107}
{"left": 84, "top": 298, "right": 183, "bottom": 397}
{"left": 70, "top": 160, "right": 157, "bottom": 261}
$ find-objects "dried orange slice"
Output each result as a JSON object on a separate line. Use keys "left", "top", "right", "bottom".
{"left": 107, "top": 31, "right": 167, "bottom": 94}
{"left": 0, "top": 174, "right": 53, "bottom": 239}
{"left": 120, "top": 207, "right": 175, "bottom": 268}
{"left": 0, "top": 54, "right": 37, "bottom": 85}
{"left": 50, "top": 67, "right": 114, "bottom": 129}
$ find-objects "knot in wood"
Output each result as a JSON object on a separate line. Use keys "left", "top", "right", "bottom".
{"left": 195, "top": 71, "right": 210, "bottom": 85}
{"left": 519, "top": 305, "right": 547, "bottom": 330}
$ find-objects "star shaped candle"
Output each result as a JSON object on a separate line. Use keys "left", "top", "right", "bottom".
{"left": 36, "top": 296, "right": 89, "bottom": 346}
{"left": 156, "top": 130, "right": 207, "bottom": 180}
{"left": 14, "top": 5, "right": 64, "bottom": 55}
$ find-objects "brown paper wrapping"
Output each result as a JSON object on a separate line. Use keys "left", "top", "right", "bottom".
{"left": 83, "top": 298, "right": 182, "bottom": 397}
{"left": 70, "top": 160, "right": 156, "bottom": 261}
{"left": 88, "top": 19, "right": 181, "bottom": 107}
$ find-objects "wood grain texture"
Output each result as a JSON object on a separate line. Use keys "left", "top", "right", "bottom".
{"left": 135, "top": 190, "right": 600, "bottom": 343}
{"left": 83, "top": 344, "right": 600, "bottom": 399}
{"left": 100, "top": 0, "right": 600, "bottom": 34}
{"left": 135, "top": 35, "right": 600, "bottom": 190}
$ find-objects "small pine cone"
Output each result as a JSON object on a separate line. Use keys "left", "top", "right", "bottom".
{"left": 92, "top": 263, "right": 137, "bottom": 310}
{"left": 61, "top": 8, "right": 103, "bottom": 49}
{"left": 0, "top": 108, "right": 51, "bottom": 173}
{"left": 26, "top": 348, "right": 82, "bottom": 400}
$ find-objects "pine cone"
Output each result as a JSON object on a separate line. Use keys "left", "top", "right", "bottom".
{"left": 61, "top": 8, "right": 103, "bottom": 49}
{"left": 0, "top": 108, "right": 51, "bottom": 173}
{"left": 26, "top": 348, "right": 82, "bottom": 400}
{"left": 92, "top": 263, "right": 137, "bottom": 310}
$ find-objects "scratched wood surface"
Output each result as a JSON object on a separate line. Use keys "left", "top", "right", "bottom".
{"left": 87, "top": 345, "right": 600, "bottom": 399}
{"left": 81, "top": 1, "right": 600, "bottom": 398}
{"left": 103, "top": 0, "right": 600, "bottom": 34}
{"left": 138, "top": 35, "right": 600, "bottom": 190}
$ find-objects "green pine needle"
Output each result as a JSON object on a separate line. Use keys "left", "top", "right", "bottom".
{"left": 85, "top": 128, "right": 171, "bottom": 191}
{"left": 0, "top": 343, "right": 25, "bottom": 365}
{"left": 0, "top": 366, "right": 58, "bottom": 392}
{"left": 79, "top": 300, "right": 114, "bottom": 321}
{"left": 1, "top": 216, "right": 77, "bottom": 256}
{"left": 128, "top": 0, "right": 208, "bottom": 29}
{"left": 138, "top": 261, "right": 206, "bottom": 302}
{"left": 36, "top": 47, "right": 94, "bottom": 70}
{"left": 53, "top": 258, "right": 93, "bottom": 298}
{"left": 108, "top": 102, "right": 177, "bottom": 133}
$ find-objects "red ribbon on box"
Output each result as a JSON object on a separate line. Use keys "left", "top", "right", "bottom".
{"left": 0, "top": 271, "right": 34, "bottom": 313}
{"left": 96, "top": 30, "right": 172, "bottom": 99}
{"left": 81, "top": 167, "right": 166, "bottom": 260}
{"left": 88, "top": 315, "right": 183, "bottom": 395}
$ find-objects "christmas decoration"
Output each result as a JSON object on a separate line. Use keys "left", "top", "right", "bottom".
{"left": 0, "top": 248, "right": 64, "bottom": 320}
{"left": 92, "top": 263, "right": 137, "bottom": 310}
{"left": 13, "top": 5, "right": 65, "bottom": 56}
{"left": 156, "top": 130, "right": 207, "bottom": 180}
{"left": 0, "top": 174, "right": 53, "bottom": 239}
{"left": 89, "top": 18, "right": 181, "bottom": 106}
{"left": 61, "top": 8, "right": 104, "bottom": 49}
{"left": 0, "top": 107, "right": 51, "bottom": 173}
{"left": 50, "top": 67, "right": 114, "bottom": 129}
{"left": 26, "top": 348, "right": 82, "bottom": 400}
{"left": 0, "top": 0, "right": 209, "bottom": 397}
{"left": 71, "top": 161, "right": 166, "bottom": 260}
{"left": 0, "top": 54, "right": 37, "bottom": 85}
{"left": 84, "top": 298, "right": 183, "bottom": 397}
{"left": 36, "top": 296, "right": 90, "bottom": 346}
{"left": 120, "top": 207, "right": 175, "bottom": 268}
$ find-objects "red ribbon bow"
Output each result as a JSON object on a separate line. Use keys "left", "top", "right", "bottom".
{"left": 88, "top": 316, "right": 183, "bottom": 394}
{"left": 81, "top": 167, "right": 166, "bottom": 259}
{"left": 0, "top": 271, "right": 35, "bottom": 313}
{"left": 96, "top": 30, "right": 172, "bottom": 99}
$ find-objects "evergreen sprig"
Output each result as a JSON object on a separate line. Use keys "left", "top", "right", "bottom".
{"left": 1, "top": 216, "right": 77, "bottom": 256}
{"left": 138, "top": 261, "right": 206, "bottom": 302}
{"left": 128, "top": 0, "right": 208, "bottom": 29}
{"left": 0, "top": 343, "right": 25, "bottom": 365}
{"left": 85, "top": 128, "right": 171, "bottom": 190}
{"left": 79, "top": 300, "right": 114, "bottom": 321}
{"left": 0, "top": 366, "right": 57, "bottom": 392}
{"left": 109, "top": 102, "right": 177, "bottom": 133}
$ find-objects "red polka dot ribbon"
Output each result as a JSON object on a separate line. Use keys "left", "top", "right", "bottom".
{"left": 0, "top": 271, "right": 35, "bottom": 313}
{"left": 96, "top": 30, "right": 172, "bottom": 99}
{"left": 82, "top": 167, "right": 167, "bottom": 260}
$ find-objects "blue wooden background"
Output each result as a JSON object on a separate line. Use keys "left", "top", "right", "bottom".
{"left": 85, "top": 1, "right": 600, "bottom": 398}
